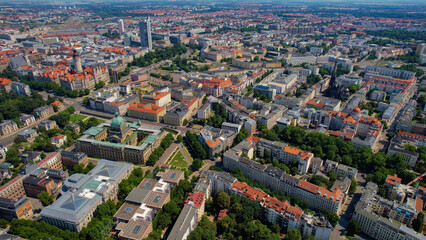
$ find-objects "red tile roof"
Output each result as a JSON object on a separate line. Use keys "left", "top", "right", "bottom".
{"left": 0, "top": 78, "right": 12, "bottom": 86}
{"left": 128, "top": 103, "right": 165, "bottom": 115}
{"left": 298, "top": 180, "right": 343, "bottom": 203}
{"left": 385, "top": 174, "right": 401, "bottom": 185}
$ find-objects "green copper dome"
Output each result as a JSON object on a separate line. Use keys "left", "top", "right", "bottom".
{"left": 111, "top": 112, "right": 126, "bottom": 128}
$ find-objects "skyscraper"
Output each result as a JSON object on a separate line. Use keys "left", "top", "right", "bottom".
{"left": 118, "top": 19, "right": 125, "bottom": 35}
{"left": 139, "top": 17, "right": 152, "bottom": 50}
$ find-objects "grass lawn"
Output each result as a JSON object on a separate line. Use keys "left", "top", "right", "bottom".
{"left": 167, "top": 150, "right": 189, "bottom": 169}
{"left": 84, "top": 118, "right": 104, "bottom": 125}
{"left": 70, "top": 114, "right": 87, "bottom": 123}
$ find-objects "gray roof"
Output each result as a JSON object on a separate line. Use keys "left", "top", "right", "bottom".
{"left": 41, "top": 192, "right": 102, "bottom": 224}
{"left": 166, "top": 204, "right": 198, "bottom": 240}
{"left": 9, "top": 56, "right": 27, "bottom": 68}
{"left": 125, "top": 188, "right": 151, "bottom": 204}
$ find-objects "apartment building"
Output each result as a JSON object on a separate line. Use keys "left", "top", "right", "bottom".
{"left": 38, "top": 120, "right": 58, "bottom": 131}
{"left": 365, "top": 66, "right": 416, "bottom": 80}
{"left": 33, "top": 105, "right": 54, "bottom": 119}
{"left": 18, "top": 114, "right": 36, "bottom": 127}
{"left": 203, "top": 170, "right": 333, "bottom": 240}
{"left": 223, "top": 139, "right": 344, "bottom": 214}
{"left": 388, "top": 136, "right": 419, "bottom": 167}
{"left": 353, "top": 182, "right": 424, "bottom": 240}
{"left": 17, "top": 129, "right": 38, "bottom": 143}
{"left": 0, "top": 120, "right": 18, "bottom": 136}
{"left": 198, "top": 127, "right": 238, "bottom": 159}
{"left": 257, "top": 138, "right": 313, "bottom": 174}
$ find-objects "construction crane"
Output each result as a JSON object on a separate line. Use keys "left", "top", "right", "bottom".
{"left": 407, "top": 172, "right": 426, "bottom": 186}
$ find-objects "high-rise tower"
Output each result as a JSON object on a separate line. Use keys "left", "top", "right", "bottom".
{"left": 118, "top": 19, "right": 125, "bottom": 35}
{"left": 139, "top": 17, "right": 152, "bottom": 50}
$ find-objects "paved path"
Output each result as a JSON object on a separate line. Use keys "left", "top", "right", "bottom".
{"left": 155, "top": 143, "right": 178, "bottom": 168}
{"left": 178, "top": 143, "right": 192, "bottom": 166}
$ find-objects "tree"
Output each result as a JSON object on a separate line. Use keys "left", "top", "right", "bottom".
{"left": 285, "top": 229, "right": 302, "bottom": 240}
{"left": 177, "top": 135, "right": 183, "bottom": 143}
{"left": 5, "top": 148, "right": 20, "bottom": 166}
{"left": 304, "top": 235, "right": 315, "bottom": 240}
{"left": 192, "top": 158, "right": 203, "bottom": 170}
{"left": 349, "top": 178, "right": 357, "bottom": 195}
{"left": 216, "top": 190, "right": 230, "bottom": 210}
{"left": 323, "top": 209, "right": 339, "bottom": 226}
{"left": 348, "top": 84, "right": 360, "bottom": 93}
{"left": 412, "top": 212, "right": 424, "bottom": 233}
{"left": 347, "top": 220, "right": 361, "bottom": 236}
{"left": 38, "top": 191, "right": 54, "bottom": 206}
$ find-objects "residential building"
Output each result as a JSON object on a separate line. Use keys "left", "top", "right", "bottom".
{"left": 335, "top": 164, "right": 358, "bottom": 179}
{"left": 10, "top": 82, "right": 31, "bottom": 96}
{"left": 0, "top": 78, "right": 12, "bottom": 92}
{"left": 38, "top": 120, "right": 58, "bottom": 131}
{"left": 166, "top": 204, "right": 198, "bottom": 240}
{"left": 0, "top": 120, "right": 18, "bottom": 136}
{"left": 203, "top": 170, "right": 333, "bottom": 240}
{"left": 353, "top": 182, "right": 424, "bottom": 240}
{"left": 18, "top": 114, "right": 36, "bottom": 127}
{"left": 253, "top": 85, "right": 276, "bottom": 99}
{"left": 223, "top": 139, "right": 344, "bottom": 214}
{"left": 33, "top": 105, "right": 54, "bottom": 119}
{"left": 51, "top": 134, "right": 67, "bottom": 147}
{"left": 388, "top": 136, "right": 419, "bottom": 167}
{"left": 197, "top": 103, "right": 211, "bottom": 119}
{"left": 365, "top": 66, "right": 416, "bottom": 80}
{"left": 17, "top": 129, "right": 38, "bottom": 142}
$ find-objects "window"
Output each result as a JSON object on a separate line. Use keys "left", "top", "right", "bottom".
{"left": 153, "top": 196, "right": 161, "bottom": 203}
{"left": 132, "top": 225, "right": 141, "bottom": 234}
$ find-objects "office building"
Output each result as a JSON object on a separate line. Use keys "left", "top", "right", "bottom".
{"left": 139, "top": 17, "right": 152, "bottom": 49}
{"left": 118, "top": 19, "right": 125, "bottom": 35}
{"left": 41, "top": 160, "right": 133, "bottom": 232}
{"left": 0, "top": 197, "right": 33, "bottom": 221}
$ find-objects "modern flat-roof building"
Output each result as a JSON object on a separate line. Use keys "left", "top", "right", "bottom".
{"left": 113, "top": 169, "right": 184, "bottom": 238}
{"left": 41, "top": 160, "right": 133, "bottom": 232}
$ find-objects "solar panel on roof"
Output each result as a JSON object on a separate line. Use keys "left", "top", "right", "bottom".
{"left": 124, "top": 207, "right": 133, "bottom": 213}
{"left": 170, "top": 173, "right": 176, "bottom": 179}
{"left": 144, "top": 182, "right": 151, "bottom": 188}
